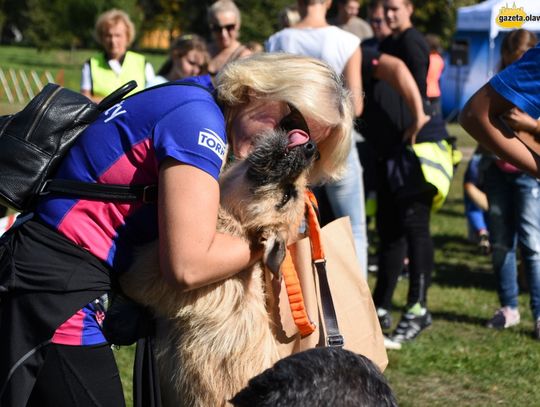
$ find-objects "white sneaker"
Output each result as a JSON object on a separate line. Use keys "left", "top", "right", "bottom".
{"left": 384, "top": 335, "right": 402, "bottom": 350}
{"left": 486, "top": 306, "right": 520, "bottom": 329}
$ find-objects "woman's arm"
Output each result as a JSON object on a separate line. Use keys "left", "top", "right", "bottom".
{"left": 373, "top": 53, "right": 430, "bottom": 144}
{"left": 343, "top": 47, "right": 363, "bottom": 117}
{"left": 459, "top": 83, "right": 540, "bottom": 177}
{"left": 158, "top": 159, "right": 261, "bottom": 291}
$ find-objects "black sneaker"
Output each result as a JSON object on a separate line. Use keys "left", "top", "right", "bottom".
{"left": 390, "top": 311, "right": 432, "bottom": 343}
{"left": 377, "top": 308, "right": 392, "bottom": 331}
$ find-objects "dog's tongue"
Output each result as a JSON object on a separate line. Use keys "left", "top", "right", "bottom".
{"left": 287, "top": 130, "right": 310, "bottom": 149}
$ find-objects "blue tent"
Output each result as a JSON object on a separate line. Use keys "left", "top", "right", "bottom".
{"left": 441, "top": 0, "right": 540, "bottom": 119}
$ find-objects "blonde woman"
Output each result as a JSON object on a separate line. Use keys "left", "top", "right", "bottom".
{"left": 81, "top": 9, "right": 155, "bottom": 102}
{"left": 1, "top": 52, "right": 352, "bottom": 407}
{"left": 221, "top": 53, "right": 353, "bottom": 185}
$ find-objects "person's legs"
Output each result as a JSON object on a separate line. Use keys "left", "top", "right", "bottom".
{"left": 484, "top": 165, "right": 521, "bottom": 329}
{"left": 514, "top": 173, "right": 540, "bottom": 322}
{"left": 27, "top": 343, "right": 126, "bottom": 407}
{"left": 324, "top": 137, "right": 368, "bottom": 278}
{"left": 388, "top": 190, "right": 434, "bottom": 344}
{"left": 372, "top": 168, "right": 407, "bottom": 314}
{"left": 403, "top": 192, "right": 434, "bottom": 308}
{"left": 485, "top": 167, "right": 519, "bottom": 311}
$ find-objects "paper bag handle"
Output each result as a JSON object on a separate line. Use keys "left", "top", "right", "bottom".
{"left": 305, "top": 190, "right": 344, "bottom": 347}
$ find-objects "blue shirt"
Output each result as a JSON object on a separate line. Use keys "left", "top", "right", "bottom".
{"left": 489, "top": 44, "right": 540, "bottom": 120}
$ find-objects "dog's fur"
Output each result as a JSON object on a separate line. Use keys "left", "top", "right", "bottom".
{"left": 121, "top": 128, "right": 317, "bottom": 406}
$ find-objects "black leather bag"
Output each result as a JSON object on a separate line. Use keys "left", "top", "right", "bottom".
{"left": 0, "top": 81, "right": 137, "bottom": 211}
{"left": 102, "top": 292, "right": 153, "bottom": 346}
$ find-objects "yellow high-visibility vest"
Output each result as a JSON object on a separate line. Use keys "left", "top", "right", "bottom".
{"left": 412, "top": 139, "right": 461, "bottom": 211}
{"left": 89, "top": 51, "right": 146, "bottom": 98}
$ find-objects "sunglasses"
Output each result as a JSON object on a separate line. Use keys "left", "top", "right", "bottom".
{"left": 211, "top": 23, "right": 236, "bottom": 33}
{"left": 370, "top": 18, "right": 384, "bottom": 25}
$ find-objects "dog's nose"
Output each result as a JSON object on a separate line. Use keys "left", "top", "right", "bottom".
{"left": 303, "top": 140, "right": 318, "bottom": 160}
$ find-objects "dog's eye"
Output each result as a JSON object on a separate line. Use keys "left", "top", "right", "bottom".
{"left": 276, "top": 184, "right": 297, "bottom": 209}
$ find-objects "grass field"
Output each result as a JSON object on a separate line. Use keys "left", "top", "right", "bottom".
{"left": 1, "top": 45, "right": 537, "bottom": 406}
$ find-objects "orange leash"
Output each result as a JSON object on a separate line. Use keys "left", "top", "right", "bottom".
{"left": 281, "top": 249, "right": 316, "bottom": 337}
{"left": 305, "top": 190, "right": 324, "bottom": 261}
{"left": 280, "top": 190, "right": 324, "bottom": 338}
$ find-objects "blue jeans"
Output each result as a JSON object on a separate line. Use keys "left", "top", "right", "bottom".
{"left": 324, "top": 138, "right": 368, "bottom": 279}
{"left": 485, "top": 164, "right": 540, "bottom": 320}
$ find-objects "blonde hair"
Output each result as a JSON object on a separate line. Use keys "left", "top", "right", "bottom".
{"left": 216, "top": 52, "right": 353, "bottom": 184}
{"left": 95, "top": 9, "right": 136, "bottom": 47}
{"left": 208, "top": 0, "right": 242, "bottom": 26}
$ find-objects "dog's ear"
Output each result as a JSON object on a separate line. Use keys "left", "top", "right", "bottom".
{"left": 263, "top": 234, "right": 287, "bottom": 281}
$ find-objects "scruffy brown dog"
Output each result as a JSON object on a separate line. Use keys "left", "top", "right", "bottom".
{"left": 121, "top": 127, "right": 317, "bottom": 407}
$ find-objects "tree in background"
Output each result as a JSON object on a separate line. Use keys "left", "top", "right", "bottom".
{"left": 411, "top": 0, "right": 479, "bottom": 49}
{"left": 2, "top": 0, "right": 141, "bottom": 50}
{"left": 0, "top": 0, "right": 485, "bottom": 51}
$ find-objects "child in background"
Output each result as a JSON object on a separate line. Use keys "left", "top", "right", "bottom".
{"left": 463, "top": 146, "right": 490, "bottom": 255}
{"left": 146, "top": 34, "right": 209, "bottom": 88}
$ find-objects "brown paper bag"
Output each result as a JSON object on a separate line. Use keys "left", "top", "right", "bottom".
{"left": 267, "top": 216, "right": 388, "bottom": 372}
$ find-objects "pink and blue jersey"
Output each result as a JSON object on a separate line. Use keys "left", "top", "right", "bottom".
{"left": 35, "top": 76, "right": 226, "bottom": 345}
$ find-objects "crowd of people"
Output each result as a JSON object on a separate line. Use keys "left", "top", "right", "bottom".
{"left": 1, "top": 0, "right": 540, "bottom": 405}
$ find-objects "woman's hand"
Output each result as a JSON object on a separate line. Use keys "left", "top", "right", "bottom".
{"left": 502, "top": 107, "right": 540, "bottom": 135}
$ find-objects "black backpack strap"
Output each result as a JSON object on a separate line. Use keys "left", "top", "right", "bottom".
{"left": 40, "top": 179, "right": 157, "bottom": 203}
{"left": 97, "top": 80, "right": 138, "bottom": 111}
{"left": 38, "top": 80, "right": 214, "bottom": 205}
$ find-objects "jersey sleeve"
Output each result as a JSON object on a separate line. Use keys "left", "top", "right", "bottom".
{"left": 489, "top": 45, "right": 540, "bottom": 120}
{"left": 153, "top": 98, "right": 226, "bottom": 180}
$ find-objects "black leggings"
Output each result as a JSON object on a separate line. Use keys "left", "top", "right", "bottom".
{"left": 27, "top": 343, "right": 126, "bottom": 407}
{"left": 372, "top": 173, "right": 435, "bottom": 311}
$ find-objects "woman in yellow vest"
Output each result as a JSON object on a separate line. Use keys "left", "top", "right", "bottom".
{"left": 80, "top": 9, "right": 155, "bottom": 102}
